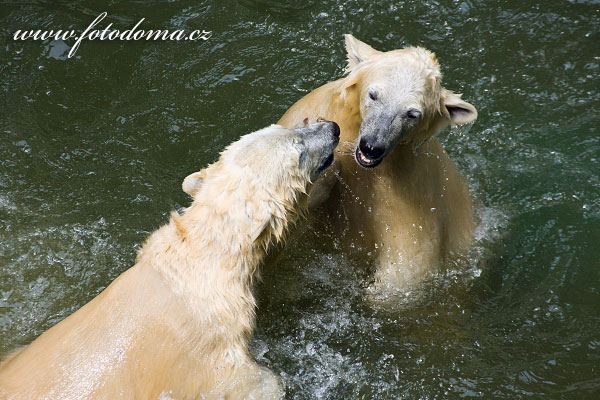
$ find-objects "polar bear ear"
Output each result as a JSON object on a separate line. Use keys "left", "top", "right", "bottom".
{"left": 345, "top": 34, "right": 382, "bottom": 70}
{"left": 441, "top": 89, "right": 478, "bottom": 126}
{"left": 182, "top": 169, "right": 207, "bottom": 197}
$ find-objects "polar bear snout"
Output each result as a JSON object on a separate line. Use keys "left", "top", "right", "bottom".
{"left": 296, "top": 120, "right": 340, "bottom": 176}
{"left": 316, "top": 121, "right": 339, "bottom": 172}
{"left": 318, "top": 119, "right": 340, "bottom": 137}
{"left": 326, "top": 121, "right": 340, "bottom": 138}
{"left": 299, "top": 119, "right": 340, "bottom": 139}
{"left": 356, "top": 134, "right": 386, "bottom": 168}
{"left": 358, "top": 136, "right": 385, "bottom": 160}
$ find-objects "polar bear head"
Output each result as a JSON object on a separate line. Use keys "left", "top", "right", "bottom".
{"left": 183, "top": 121, "right": 340, "bottom": 196}
{"left": 181, "top": 121, "right": 339, "bottom": 243}
{"left": 343, "top": 34, "right": 477, "bottom": 168}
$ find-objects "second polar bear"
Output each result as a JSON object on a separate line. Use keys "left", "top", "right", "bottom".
{"left": 0, "top": 121, "right": 340, "bottom": 399}
{"left": 279, "top": 35, "right": 478, "bottom": 294}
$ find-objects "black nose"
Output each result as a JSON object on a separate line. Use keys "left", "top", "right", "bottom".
{"left": 330, "top": 121, "right": 340, "bottom": 137}
{"left": 359, "top": 138, "right": 385, "bottom": 159}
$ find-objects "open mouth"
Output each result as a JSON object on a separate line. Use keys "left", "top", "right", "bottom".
{"left": 355, "top": 148, "right": 383, "bottom": 168}
{"left": 318, "top": 153, "right": 335, "bottom": 171}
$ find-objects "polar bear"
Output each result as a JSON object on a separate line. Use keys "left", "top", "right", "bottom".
{"left": 278, "top": 35, "right": 478, "bottom": 294}
{"left": 0, "top": 121, "right": 340, "bottom": 399}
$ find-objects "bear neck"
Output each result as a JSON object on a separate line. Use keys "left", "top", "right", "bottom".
{"left": 181, "top": 188, "right": 301, "bottom": 278}
{"left": 136, "top": 176, "right": 306, "bottom": 351}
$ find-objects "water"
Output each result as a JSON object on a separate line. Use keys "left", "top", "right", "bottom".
{"left": 1, "top": 0, "right": 599, "bottom": 398}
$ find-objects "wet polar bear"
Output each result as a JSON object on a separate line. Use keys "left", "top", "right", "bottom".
{"left": 279, "top": 35, "right": 478, "bottom": 295}
{"left": 0, "top": 121, "right": 340, "bottom": 399}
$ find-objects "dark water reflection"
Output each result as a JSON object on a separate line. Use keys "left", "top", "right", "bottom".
{"left": 1, "top": 0, "right": 599, "bottom": 398}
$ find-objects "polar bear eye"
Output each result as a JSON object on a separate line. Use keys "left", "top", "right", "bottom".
{"left": 368, "top": 89, "right": 378, "bottom": 101}
{"left": 406, "top": 109, "right": 421, "bottom": 120}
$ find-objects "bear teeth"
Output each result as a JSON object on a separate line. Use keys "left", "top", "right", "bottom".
{"left": 357, "top": 149, "right": 374, "bottom": 165}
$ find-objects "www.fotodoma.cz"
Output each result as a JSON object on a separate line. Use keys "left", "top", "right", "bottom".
{"left": 12, "top": 11, "right": 213, "bottom": 58}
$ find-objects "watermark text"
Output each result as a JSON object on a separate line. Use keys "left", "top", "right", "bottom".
{"left": 13, "top": 12, "right": 212, "bottom": 58}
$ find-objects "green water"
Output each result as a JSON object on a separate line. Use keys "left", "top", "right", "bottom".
{"left": 1, "top": 0, "right": 598, "bottom": 398}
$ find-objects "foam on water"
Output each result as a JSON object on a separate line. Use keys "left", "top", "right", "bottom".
{"left": 251, "top": 199, "right": 510, "bottom": 398}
